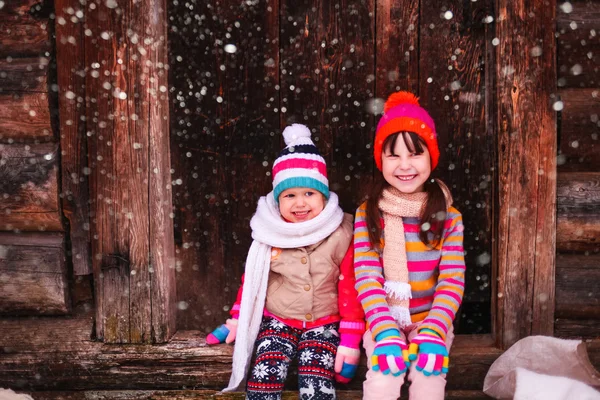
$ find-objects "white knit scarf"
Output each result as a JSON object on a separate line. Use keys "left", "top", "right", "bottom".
{"left": 223, "top": 191, "right": 344, "bottom": 392}
{"left": 377, "top": 180, "right": 452, "bottom": 328}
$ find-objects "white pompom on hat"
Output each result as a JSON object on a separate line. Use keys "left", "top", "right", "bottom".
{"left": 281, "top": 123, "right": 313, "bottom": 147}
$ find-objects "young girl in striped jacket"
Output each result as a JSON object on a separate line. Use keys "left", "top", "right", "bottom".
{"left": 354, "top": 91, "right": 466, "bottom": 400}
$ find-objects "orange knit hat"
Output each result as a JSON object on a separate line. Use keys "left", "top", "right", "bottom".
{"left": 373, "top": 91, "right": 440, "bottom": 170}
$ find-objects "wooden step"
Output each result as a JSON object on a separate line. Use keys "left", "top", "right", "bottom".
{"left": 21, "top": 390, "right": 491, "bottom": 400}
{"left": 0, "top": 312, "right": 500, "bottom": 392}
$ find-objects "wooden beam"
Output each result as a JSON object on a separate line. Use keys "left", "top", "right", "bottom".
{"left": 0, "top": 57, "right": 49, "bottom": 92}
{"left": 0, "top": 92, "right": 54, "bottom": 143}
{"left": 557, "top": 172, "right": 600, "bottom": 252}
{"left": 0, "top": 311, "right": 501, "bottom": 391}
{"left": 54, "top": 0, "right": 92, "bottom": 276}
{"left": 555, "top": 253, "right": 600, "bottom": 320}
{"left": 0, "top": 143, "right": 62, "bottom": 231}
{"left": 84, "top": 0, "right": 175, "bottom": 343}
{"left": 557, "top": 89, "right": 600, "bottom": 172}
{"left": 496, "top": 0, "right": 557, "bottom": 348}
{"left": 21, "top": 390, "right": 492, "bottom": 400}
{"left": 0, "top": 232, "right": 69, "bottom": 315}
{"left": 555, "top": 318, "right": 600, "bottom": 339}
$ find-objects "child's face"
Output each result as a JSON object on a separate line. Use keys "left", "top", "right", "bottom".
{"left": 278, "top": 187, "right": 325, "bottom": 223}
{"left": 381, "top": 134, "right": 431, "bottom": 194}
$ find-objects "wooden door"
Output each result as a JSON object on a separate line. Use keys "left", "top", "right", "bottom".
{"left": 168, "top": 0, "right": 495, "bottom": 335}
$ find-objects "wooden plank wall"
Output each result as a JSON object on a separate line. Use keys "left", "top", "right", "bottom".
{"left": 169, "top": 0, "right": 495, "bottom": 333}
{"left": 495, "top": 0, "right": 558, "bottom": 348}
{"left": 77, "top": 0, "right": 176, "bottom": 343}
{"left": 555, "top": 0, "right": 600, "bottom": 338}
{"left": 0, "top": 0, "right": 71, "bottom": 315}
{"left": 168, "top": 0, "right": 281, "bottom": 330}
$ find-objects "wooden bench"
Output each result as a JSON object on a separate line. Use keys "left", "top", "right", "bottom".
{"left": 2, "top": 312, "right": 599, "bottom": 399}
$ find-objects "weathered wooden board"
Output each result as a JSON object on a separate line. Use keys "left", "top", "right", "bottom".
{"left": 54, "top": 0, "right": 92, "bottom": 276}
{"left": 555, "top": 318, "right": 600, "bottom": 339}
{"left": 279, "top": 0, "right": 375, "bottom": 213}
{"left": 0, "top": 313, "right": 501, "bottom": 391}
{"left": 168, "top": 0, "right": 281, "bottom": 331}
{"left": 418, "top": 0, "right": 494, "bottom": 321}
{"left": 557, "top": 217, "right": 600, "bottom": 253}
{"left": 0, "top": 143, "right": 62, "bottom": 231}
{"left": 0, "top": 0, "right": 52, "bottom": 57}
{"left": 0, "top": 232, "right": 68, "bottom": 315}
{"left": 556, "top": 1, "right": 600, "bottom": 89}
{"left": 0, "top": 57, "right": 49, "bottom": 92}
{"left": 557, "top": 88, "right": 600, "bottom": 173}
{"left": 22, "top": 390, "right": 491, "bottom": 400}
{"left": 555, "top": 253, "right": 600, "bottom": 321}
{"left": 0, "top": 92, "right": 54, "bottom": 143}
{"left": 84, "top": 0, "right": 175, "bottom": 343}
{"left": 556, "top": 172, "right": 600, "bottom": 252}
{"left": 376, "top": 0, "right": 419, "bottom": 95}
{"left": 496, "top": 0, "right": 557, "bottom": 348}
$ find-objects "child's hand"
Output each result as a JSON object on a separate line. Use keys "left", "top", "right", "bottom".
{"left": 206, "top": 318, "right": 238, "bottom": 345}
{"left": 371, "top": 331, "right": 409, "bottom": 376}
{"left": 334, "top": 332, "right": 362, "bottom": 383}
{"left": 408, "top": 329, "right": 449, "bottom": 376}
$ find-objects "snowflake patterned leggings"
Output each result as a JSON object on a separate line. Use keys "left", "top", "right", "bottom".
{"left": 246, "top": 316, "right": 340, "bottom": 400}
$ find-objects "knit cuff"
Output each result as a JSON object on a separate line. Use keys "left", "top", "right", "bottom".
{"left": 339, "top": 320, "right": 366, "bottom": 336}
{"left": 375, "top": 328, "right": 401, "bottom": 342}
{"left": 418, "top": 321, "right": 447, "bottom": 340}
{"left": 229, "top": 304, "right": 240, "bottom": 319}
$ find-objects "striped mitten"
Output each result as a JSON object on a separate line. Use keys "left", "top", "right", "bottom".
{"left": 335, "top": 332, "right": 362, "bottom": 383}
{"left": 408, "top": 329, "right": 449, "bottom": 376}
{"left": 206, "top": 318, "right": 238, "bottom": 345}
{"left": 371, "top": 329, "right": 409, "bottom": 376}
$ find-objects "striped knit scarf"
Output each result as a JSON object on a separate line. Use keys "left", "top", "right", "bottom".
{"left": 378, "top": 180, "right": 452, "bottom": 327}
{"left": 223, "top": 191, "right": 344, "bottom": 392}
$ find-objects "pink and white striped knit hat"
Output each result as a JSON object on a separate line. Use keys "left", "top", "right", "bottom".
{"left": 272, "top": 124, "right": 329, "bottom": 202}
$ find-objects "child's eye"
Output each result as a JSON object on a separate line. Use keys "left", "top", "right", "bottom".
{"left": 305, "top": 191, "right": 314, "bottom": 197}
{"left": 285, "top": 194, "right": 295, "bottom": 198}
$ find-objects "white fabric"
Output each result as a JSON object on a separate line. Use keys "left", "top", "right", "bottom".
{"left": 514, "top": 368, "right": 600, "bottom": 400}
{"left": 0, "top": 389, "right": 34, "bottom": 400}
{"left": 484, "top": 336, "right": 600, "bottom": 400}
{"left": 383, "top": 281, "right": 412, "bottom": 300}
{"left": 388, "top": 305, "right": 413, "bottom": 327}
{"left": 223, "top": 191, "right": 345, "bottom": 392}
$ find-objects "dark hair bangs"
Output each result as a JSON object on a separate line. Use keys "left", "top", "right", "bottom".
{"left": 382, "top": 131, "right": 426, "bottom": 156}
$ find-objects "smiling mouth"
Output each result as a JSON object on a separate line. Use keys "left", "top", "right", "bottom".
{"left": 292, "top": 211, "right": 310, "bottom": 217}
{"left": 396, "top": 175, "right": 417, "bottom": 181}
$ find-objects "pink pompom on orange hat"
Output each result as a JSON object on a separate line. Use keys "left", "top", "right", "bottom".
{"left": 373, "top": 91, "right": 440, "bottom": 171}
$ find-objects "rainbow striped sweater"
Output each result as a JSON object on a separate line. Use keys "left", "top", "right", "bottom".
{"left": 353, "top": 201, "right": 465, "bottom": 341}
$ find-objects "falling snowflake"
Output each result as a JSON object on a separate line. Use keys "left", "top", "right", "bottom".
{"left": 253, "top": 363, "right": 269, "bottom": 379}
{"left": 300, "top": 349, "right": 314, "bottom": 364}
{"left": 320, "top": 353, "right": 334, "bottom": 369}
